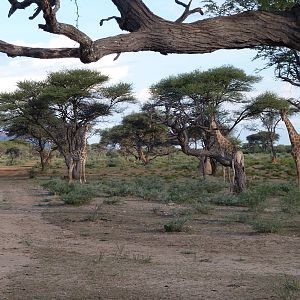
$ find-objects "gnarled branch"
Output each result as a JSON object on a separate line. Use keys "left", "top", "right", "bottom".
{"left": 3, "top": 1, "right": 300, "bottom": 64}
{"left": 175, "top": 0, "right": 204, "bottom": 23}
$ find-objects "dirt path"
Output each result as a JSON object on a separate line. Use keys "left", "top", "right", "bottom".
{"left": 0, "top": 165, "right": 299, "bottom": 299}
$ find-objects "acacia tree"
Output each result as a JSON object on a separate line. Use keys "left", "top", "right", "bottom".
{"left": 0, "top": 80, "right": 58, "bottom": 171}
{"left": 0, "top": 69, "right": 135, "bottom": 180}
{"left": 246, "top": 131, "right": 280, "bottom": 153}
{"left": 247, "top": 92, "right": 284, "bottom": 162}
{"left": 100, "top": 112, "right": 171, "bottom": 165}
{"left": 1, "top": 1, "right": 300, "bottom": 63}
{"left": 41, "top": 69, "right": 135, "bottom": 180}
{"left": 146, "top": 66, "right": 259, "bottom": 189}
{"left": 5, "top": 118, "right": 57, "bottom": 171}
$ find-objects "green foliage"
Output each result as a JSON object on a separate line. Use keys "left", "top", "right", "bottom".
{"left": 281, "top": 188, "right": 300, "bottom": 214}
{"left": 254, "top": 48, "right": 300, "bottom": 91}
{"left": 164, "top": 216, "right": 189, "bottom": 232}
{"left": 237, "top": 188, "right": 268, "bottom": 212}
{"left": 251, "top": 217, "right": 282, "bottom": 233}
{"left": 192, "top": 202, "right": 214, "bottom": 214}
{"left": 167, "top": 179, "right": 226, "bottom": 203}
{"left": 100, "top": 112, "right": 170, "bottom": 164}
{"left": 41, "top": 179, "right": 96, "bottom": 205}
{"left": 203, "top": 0, "right": 299, "bottom": 16}
{"left": 210, "top": 194, "right": 244, "bottom": 206}
{"left": 248, "top": 92, "right": 289, "bottom": 115}
{"left": 275, "top": 276, "right": 300, "bottom": 300}
{"left": 28, "top": 168, "right": 38, "bottom": 179}
{"left": 246, "top": 131, "right": 280, "bottom": 153}
{"left": 103, "top": 198, "right": 125, "bottom": 205}
{"left": 99, "top": 175, "right": 227, "bottom": 204}
{"left": 60, "top": 187, "right": 95, "bottom": 205}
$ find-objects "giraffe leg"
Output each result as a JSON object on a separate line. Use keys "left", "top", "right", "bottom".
{"left": 231, "top": 160, "right": 236, "bottom": 192}
{"left": 68, "top": 160, "right": 74, "bottom": 183}
{"left": 295, "top": 157, "right": 300, "bottom": 187}
{"left": 79, "top": 159, "right": 83, "bottom": 184}
{"left": 222, "top": 166, "right": 226, "bottom": 183}
{"left": 82, "top": 158, "right": 86, "bottom": 183}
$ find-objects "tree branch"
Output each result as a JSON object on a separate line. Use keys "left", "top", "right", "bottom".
{"left": 175, "top": 0, "right": 204, "bottom": 23}
{"left": 3, "top": 1, "right": 300, "bottom": 63}
{"left": 0, "top": 40, "right": 80, "bottom": 59}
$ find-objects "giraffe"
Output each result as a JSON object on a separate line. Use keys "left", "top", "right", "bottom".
{"left": 210, "top": 119, "right": 245, "bottom": 191}
{"left": 280, "top": 110, "right": 300, "bottom": 186}
{"left": 67, "top": 124, "right": 89, "bottom": 183}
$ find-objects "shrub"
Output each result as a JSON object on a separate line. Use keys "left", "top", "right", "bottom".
{"left": 60, "top": 186, "right": 95, "bottom": 205}
{"left": 192, "top": 203, "right": 214, "bottom": 214}
{"left": 41, "top": 179, "right": 73, "bottom": 195}
{"left": 164, "top": 216, "right": 189, "bottom": 232}
{"left": 41, "top": 179, "right": 96, "bottom": 205}
{"left": 210, "top": 194, "right": 243, "bottom": 206}
{"left": 166, "top": 179, "right": 226, "bottom": 203}
{"left": 281, "top": 188, "right": 300, "bottom": 214}
{"left": 237, "top": 189, "right": 267, "bottom": 212}
{"left": 28, "top": 168, "right": 38, "bottom": 179}
{"left": 251, "top": 218, "right": 282, "bottom": 233}
{"left": 275, "top": 276, "right": 300, "bottom": 300}
{"left": 103, "top": 198, "right": 125, "bottom": 205}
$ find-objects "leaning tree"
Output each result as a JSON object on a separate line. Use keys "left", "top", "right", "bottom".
{"left": 1, "top": 0, "right": 300, "bottom": 62}
{"left": 146, "top": 66, "right": 259, "bottom": 191}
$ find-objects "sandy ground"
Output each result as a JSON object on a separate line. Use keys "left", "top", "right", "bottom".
{"left": 0, "top": 164, "right": 299, "bottom": 299}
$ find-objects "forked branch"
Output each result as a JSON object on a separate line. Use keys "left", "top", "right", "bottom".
{"left": 8, "top": 0, "right": 58, "bottom": 19}
{"left": 175, "top": 0, "right": 204, "bottom": 23}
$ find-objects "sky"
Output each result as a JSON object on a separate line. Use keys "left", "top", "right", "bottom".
{"left": 0, "top": 0, "right": 299, "bottom": 144}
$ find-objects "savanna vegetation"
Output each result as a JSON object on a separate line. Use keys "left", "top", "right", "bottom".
{"left": 0, "top": 1, "right": 300, "bottom": 299}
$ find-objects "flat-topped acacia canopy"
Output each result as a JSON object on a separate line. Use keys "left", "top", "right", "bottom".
{"left": 1, "top": 0, "right": 300, "bottom": 63}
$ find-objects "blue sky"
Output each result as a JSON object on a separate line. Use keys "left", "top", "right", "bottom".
{"left": 0, "top": 0, "right": 299, "bottom": 144}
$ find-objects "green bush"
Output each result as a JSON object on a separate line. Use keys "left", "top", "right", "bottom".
{"left": 41, "top": 179, "right": 96, "bottom": 205}
{"left": 167, "top": 179, "right": 226, "bottom": 203}
{"left": 164, "top": 217, "right": 189, "bottom": 232}
{"left": 41, "top": 179, "right": 74, "bottom": 195}
{"left": 192, "top": 202, "right": 214, "bottom": 214}
{"left": 281, "top": 188, "right": 300, "bottom": 214}
{"left": 275, "top": 276, "right": 300, "bottom": 300}
{"left": 237, "top": 189, "right": 267, "bottom": 212}
{"left": 60, "top": 187, "right": 95, "bottom": 205}
{"left": 210, "top": 194, "right": 243, "bottom": 206}
{"left": 251, "top": 218, "right": 282, "bottom": 233}
{"left": 28, "top": 168, "right": 38, "bottom": 179}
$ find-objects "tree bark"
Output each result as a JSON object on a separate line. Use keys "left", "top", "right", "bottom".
{"left": 233, "top": 161, "right": 247, "bottom": 193}
{"left": 2, "top": 1, "right": 300, "bottom": 62}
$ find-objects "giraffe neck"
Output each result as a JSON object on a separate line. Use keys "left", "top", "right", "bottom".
{"left": 281, "top": 112, "right": 299, "bottom": 145}
{"left": 215, "top": 130, "right": 234, "bottom": 152}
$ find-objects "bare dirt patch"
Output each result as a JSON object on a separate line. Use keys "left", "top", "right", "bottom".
{"left": 0, "top": 165, "right": 299, "bottom": 299}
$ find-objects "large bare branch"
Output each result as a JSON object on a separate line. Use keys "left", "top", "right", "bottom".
{"left": 2, "top": 0, "right": 300, "bottom": 63}
{"left": 0, "top": 40, "right": 79, "bottom": 59}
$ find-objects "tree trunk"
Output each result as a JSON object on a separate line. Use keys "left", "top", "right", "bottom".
{"left": 270, "top": 142, "right": 277, "bottom": 163}
{"left": 211, "top": 159, "right": 218, "bottom": 177}
{"left": 39, "top": 150, "right": 46, "bottom": 172}
{"left": 233, "top": 161, "right": 247, "bottom": 193}
{"left": 72, "top": 161, "right": 81, "bottom": 180}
